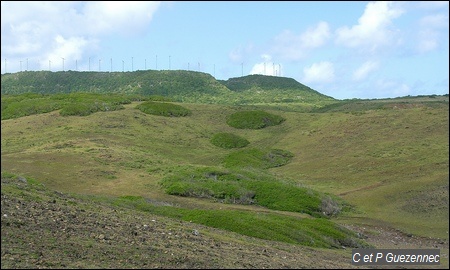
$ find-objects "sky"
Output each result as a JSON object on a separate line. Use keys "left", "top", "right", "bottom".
{"left": 1, "top": 1, "right": 449, "bottom": 99}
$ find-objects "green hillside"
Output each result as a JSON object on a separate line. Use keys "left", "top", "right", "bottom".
{"left": 1, "top": 70, "right": 335, "bottom": 106}
{"left": 1, "top": 72, "right": 448, "bottom": 268}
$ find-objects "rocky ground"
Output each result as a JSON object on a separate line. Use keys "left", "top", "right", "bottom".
{"left": 1, "top": 175, "right": 448, "bottom": 269}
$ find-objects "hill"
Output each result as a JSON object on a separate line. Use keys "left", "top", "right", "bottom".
{"left": 1, "top": 70, "right": 335, "bottom": 106}
{"left": 1, "top": 75, "right": 448, "bottom": 268}
{"left": 219, "top": 74, "right": 334, "bottom": 105}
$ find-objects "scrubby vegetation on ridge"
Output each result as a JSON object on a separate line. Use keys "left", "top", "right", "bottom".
{"left": 1, "top": 70, "right": 336, "bottom": 105}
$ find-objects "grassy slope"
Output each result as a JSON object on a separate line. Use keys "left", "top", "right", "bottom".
{"left": 1, "top": 98, "right": 448, "bottom": 239}
{"left": 270, "top": 102, "right": 449, "bottom": 239}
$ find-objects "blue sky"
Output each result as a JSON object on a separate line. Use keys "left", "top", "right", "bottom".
{"left": 1, "top": 1, "right": 448, "bottom": 99}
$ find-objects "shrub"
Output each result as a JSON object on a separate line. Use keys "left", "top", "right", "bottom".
{"left": 226, "top": 110, "right": 285, "bottom": 129}
{"left": 210, "top": 132, "right": 250, "bottom": 149}
{"left": 160, "top": 166, "right": 328, "bottom": 216}
{"left": 320, "top": 195, "right": 343, "bottom": 217}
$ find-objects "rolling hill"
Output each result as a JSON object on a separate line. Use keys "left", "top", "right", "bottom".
{"left": 1, "top": 71, "right": 449, "bottom": 268}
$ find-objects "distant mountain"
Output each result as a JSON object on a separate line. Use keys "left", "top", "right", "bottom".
{"left": 1, "top": 70, "right": 335, "bottom": 105}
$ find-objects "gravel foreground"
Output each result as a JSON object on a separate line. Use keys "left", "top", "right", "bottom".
{"left": 1, "top": 176, "right": 448, "bottom": 269}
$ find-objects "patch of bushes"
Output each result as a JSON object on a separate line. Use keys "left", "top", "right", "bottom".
{"left": 210, "top": 132, "right": 250, "bottom": 149}
{"left": 136, "top": 101, "right": 191, "bottom": 117}
{"left": 161, "top": 167, "right": 256, "bottom": 205}
{"left": 226, "top": 110, "right": 285, "bottom": 129}
{"left": 1, "top": 96, "right": 63, "bottom": 119}
{"left": 160, "top": 166, "right": 336, "bottom": 217}
{"left": 1, "top": 92, "right": 145, "bottom": 119}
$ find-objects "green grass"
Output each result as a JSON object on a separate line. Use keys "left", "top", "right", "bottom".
{"left": 112, "top": 194, "right": 369, "bottom": 249}
{"left": 223, "top": 148, "right": 294, "bottom": 169}
{"left": 135, "top": 101, "right": 192, "bottom": 117}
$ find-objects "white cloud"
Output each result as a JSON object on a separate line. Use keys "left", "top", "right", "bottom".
{"left": 271, "top": 21, "right": 330, "bottom": 61}
{"left": 416, "top": 14, "right": 449, "bottom": 53}
{"left": 250, "top": 55, "right": 282, "bottom": 76}
{"left": 335, "top": 1, "right": 404, "bottom": 52}
{"left": 45, "top": 35, "right": 92, "bottom": 70}
{"left": 82, "top": 1, "right": 161, "bottom": 37}
{"left": 302, "top": 61, "right": 335, "bottom": 84}
{"left": 352, "top": 61, "right": 379, "bottom": 81}
{"left": 1, "top": 1, "right": 161, "bottom": 72}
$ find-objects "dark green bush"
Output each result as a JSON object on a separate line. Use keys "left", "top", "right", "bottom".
{"left": 210, "top": 132, "right": 250, "bottom": 149}
{"left": 1, "top": 97, "right": 63, "bottom": 119}
{"left": 226, "top": 110, "right": 285, "bottom": 129}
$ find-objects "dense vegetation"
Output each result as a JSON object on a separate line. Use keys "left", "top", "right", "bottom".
{"left": 0, "top": 92, "right": 179, "bottom": 119}
{"left": 210, "top": 132, "right": 250, "bottom": 149}
{"left": 1, "top": 92, "right": 147, "bottom": 119}
{"left": 1, "top": 70, "right": 336, "bottom": 106}
{"left": 160, "top": 166, "right": 340, "bottom": 217}
{"left": 226, "top": 110, "right": 285, "bottom": 129}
